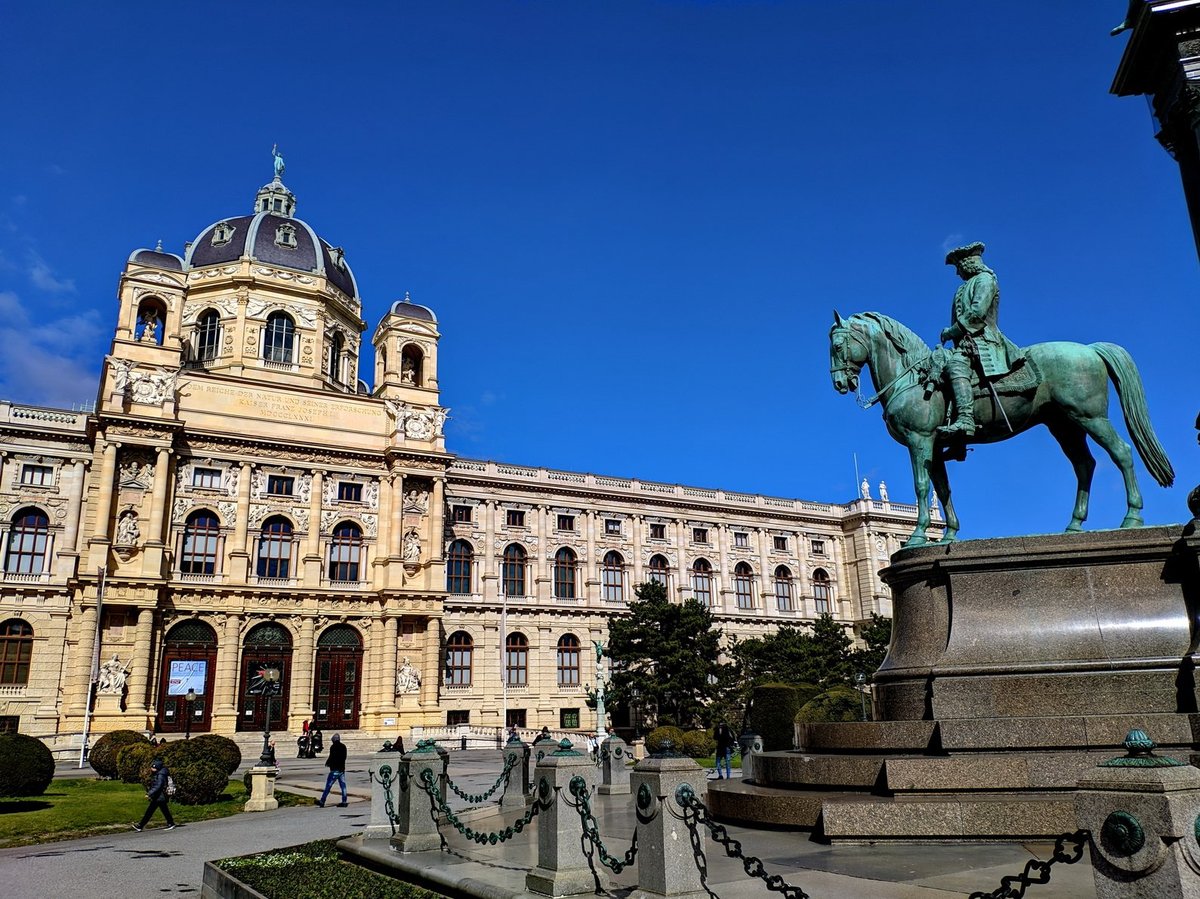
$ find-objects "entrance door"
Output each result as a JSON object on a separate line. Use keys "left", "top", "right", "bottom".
{"left": 237, "top": 622, "right": 293, "bottom": 732}
{"left": 312, "top": 624, "right": 362, "bottom": 731}
{"left": 157, "top": 620, "right": 218, "bottom": 733}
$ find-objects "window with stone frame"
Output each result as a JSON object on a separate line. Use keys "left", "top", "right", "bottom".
{"left": 256, "top": 516, "right": 293, "bottom": 579}
{"left": 560, "top": 708, "right": 580, "bottom": 729}
{"left": 812, "top": 568, "right": 832, "bottom": 614}
{"left": 690, "top": 558, "right": 713, "bottom": 607}
{"left": 734, "top": 531, "right": 749, "bottom": 548}
{"left": 337, "top": 482, "right": 363, "bottom": 503}
{"left": 502, "top": 544, "right": 526, "bottom": 597}
{"left": 811, "top": 539, "right": 826, "bottom": 556}
{"left": 192, "top": 467, "right": 222, "bottom": 490}
{"left": 648, "top": 554, "right": 670, "bottom": 587}
{"left": 452, "top": 505, "right": 472, "bottom": 523}
{"left": 601, "top": 551, "right": 624, "bottom": 602}
{"left": 605, "top": 518, "right": 622, "bottom": 536}
{"left": 445, "top": 631, "right": 473, "bottom": 686}
{"left": 506, "top": 509, "right": 526, "bottom": 528}
{"left": 447, "top": 709, "right": 470, "bottom": 725}
{"left": 5, "top": 508, "right": 49, "bottom": 575}
{"left": 196, "top": 310, "right": 221, "bottom": 362}
{"left": 181, "top": 510, "right": 221, "bottom": 575}
{"left": 0, "top": 619, "right": 33, "bottom": 685}
{"left": 692, "top": 527, "right": 709, "bottom": 545}
{"left": 650, "top": 522, "right": 666, "bottom": 540}
{"left": 327, "top": 521, "right": 363, "bottom": 582}
{"left": 557, "top": 514, "right": 575, "bottom": 532}
{"left": 734, "top": 562, "right": 755, "bottom": 609}
{"left": 773, "top": 535, "right": 788, "bottom": 552}
{"left": 446, "top": 540, "right": 473, "bottom": 594}
{"left": 553, "top": 547, "right": 577, "bottom": 600}
{"left": 557, "top": 634, "right": 581, "bottom": 686}
{"left": 262, "top": 311, "right": 295, "bottom": 364}
{"left": 19, "top": 464, "right": 53, "bottom": 487}
{"left": 266, "top": 475, "right": 294, "bottom": 497}
{"left": 505, "top": 632, "right": 529, "bottom": 686}
{"left": 774, "top": 566, "right": 794, "bottom": 612}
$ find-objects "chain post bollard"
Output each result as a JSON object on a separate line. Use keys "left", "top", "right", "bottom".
{"left": 600, "top": 734, "right": 631, "bottom": 795}
{"left": 630, "top": 747, "right": 708, "bottom": 899}
{"left": 737, "top": 731, "right": 763, "bottom": 784}
{"left": 390, "top": 740, "right": 443, "bottom": 853}
{"left": 502, "top": 735, "right": 530, "bottom": 809}
{"left": 526, "top": 739, "right": 598, "bottom": 897}
{"left": 1072, "top": 729, "right": 1200, "bottom": 899}
{"left": 366, "top": 747, "right": 399, "bottom": 839}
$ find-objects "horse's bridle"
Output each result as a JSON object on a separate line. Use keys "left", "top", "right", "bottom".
{"left": 832, "top": 319, "right": 924, "bottom": 410}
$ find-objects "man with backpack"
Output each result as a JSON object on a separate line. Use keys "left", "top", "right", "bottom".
{"left": 133, "top": 758, "right": 176, "bottom": 831}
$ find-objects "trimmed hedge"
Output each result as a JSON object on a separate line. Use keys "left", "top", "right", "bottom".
{"left": 749, "top": 683, "right": 802, "bottom": 751}
{"left": 116, "top": 741, "right": 157, "bottom": 784}
{"left": 89, "top": 730, "right": 149, "bottom": 779}
{"left": 190, "top": 734, "right": 241, "bottom": 775}
{"left": 0, "top": 733, "right": 55, "bottom": 797}
{"left": 645, "top": 726, "right": 685, "bottom": 754}
{"left": 680, "top": 729, "right": 716, "bottom": 759}
{"left": 795, "top": 686, "right": 864, "bottom": 724}
{"left": 159, "top": 739, "right": 232, "bottom": 804}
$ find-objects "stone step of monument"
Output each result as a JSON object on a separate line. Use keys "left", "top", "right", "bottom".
{"left": 754, "top": 752, "right": 889, "bottom": 789}
{"left": 705, "top": 777, "right": 861, "bottom": 828}
{"left": 818, "top": 792, "right": 1078, "bottom": 842}
{"left": 884, "top": 750, "right": 1112, "bottom": 792}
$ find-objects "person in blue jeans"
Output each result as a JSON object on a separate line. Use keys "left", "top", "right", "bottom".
{"left": 316, "top": 733, "right": 348, "bottom": 807}
{"left": 714, "top": 723, "right": 735, "bottom": 779}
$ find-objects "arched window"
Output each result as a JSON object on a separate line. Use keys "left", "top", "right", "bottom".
{"left": 648, "top": 554, "right": 670, "bottom": 587}
{"left": 136, "top": 300, "right": 163, "bottom": 345}
{"left": 328, "top": 521, "right": 363, "bottom": 582}
{"left": 506, "top": 632, "right": 528, "bottom": 686}
{"left": 690, "top": 558, "right": 713, "bottom": 607}
{"left": 0, "top": 619, "right": 33, "bottom": 685}
{"left": 446, "top": 540, "right": 473, "bottom": 594}
{"left": 263, "top": 312, "right": 295, "bottom": 364}
{"left": 181, "top": 510, "right": 221, "bottom": 575}
{"left": 196, "top": 310, "right": 221, "bottom": 362}
{"left": 812, "top": 568, "right": 832, "bottom": 615}
{"left": 553, "top": 547, "right": 576, "bottom": 600}
{"left": 734, "top": 562, "right": 755, "bottom": 609}
{"left": 445, "top": 631, "right": 473, "bottom": 686}
{"left": 327, "top": 331, "right": 344, "bottom": 382}
{"left": 774, "top": 565, "right": 794, "bottom": 612}
{"left": 557, "top": 634, "right": 580, "bottom": 686}
{"left": 401, "top": 344, "right": 423, "bottom": 386}
{"left": 257, "top": 515, "right": 293, "bottom": 579}
{"left": 602, "top": 551, "right": 624, "bottom": 603}
{"left": 6, "top": 508, "right": 49, "bottom": 574}
{"left": 502, "top": 544, "right": 526, "bottom": 598}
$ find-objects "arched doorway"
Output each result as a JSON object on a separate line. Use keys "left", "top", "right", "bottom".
{"left": 237, "top": 622, "right": 293, "bottom": 732}
{"left": 312, "top": 624, "right": 363, "bottom": 731}
{"left": 157, "top": 619, "right": 217, "bottom": 733}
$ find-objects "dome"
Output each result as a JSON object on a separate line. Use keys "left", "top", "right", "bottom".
{"left": 127, "top": 247, "right": 184, "bottom": 271}
{"left": 180, "top": 176, "right": 359, "bottom": 301}
{"left": 386, "top": 296, "right": 436, "bottom": 323}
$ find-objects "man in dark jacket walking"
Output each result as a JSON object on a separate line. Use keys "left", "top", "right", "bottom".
{"left": 133, "top": 759, "right": 176, "bottom": 831}
{"left": 714, "top": 723, "right": 735, "bottom": 780}
{"left": 316, "top": 733, "right": 347, "bottom": 807}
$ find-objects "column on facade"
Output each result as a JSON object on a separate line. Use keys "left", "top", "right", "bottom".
{"left": 584, "top": 510, "right": 597, "bottom": 602}
{"left": 482, "top": 499, "right": 496, "bottom": 600}
{"left": 419, "top": 618, "right": 440, "bottom": 708}
{"left": 534, "top": 505, "right": 548, "bottom": 594}
{"left": 758, "top": 527, "right": 773, "bottom": 616}
{"left": 292, "top": 615, "right": 315, "bottom": 722}
{"left": 215, "top": 613, "right": 242, "bottom": 715}
{"left": 717, "top": 523, "right": 731, "bottom": 612}
{"left": 130, "top": 606, "right": 154, "bottom": 713}
{"left": 145, "top": 447, "right": 172, "bottom": 544}
{"left": 70, "top": 604, "right": 98, "bottom": 716}
{"left": 364, "top": 614, "right": 385, "bottom": 714}
{"left": 374, "top": 473, "right": 392, "bottom": 589}
{"left": 429, "top": 477, "right": 445, "bottom": 563}
{"left": 382, "top": 615, "right": 399, "bottom": 713}
{"left": 675, "top": 518, "right": 688, "bottom": 599}
{"left": 228, "top": 462, "right": 253, "bottom": 581}
{"left": 61, "top": 459, "right": 88, "bottom": 551}
{"left": 631, "top": 514, "right": 644, "bottom": 586}
{"left": 390, "top": 470, "right": 405, "bottom": 557}
{"left": 91, "top": 441, "right": 120, "bottom": 541}
{"left": 797, "top": 531, "right": 811, "bottom": 617}
{"left": 304, "top": 470, "right": 324, "bottom": 585}
{"left": 0, "top": 451, "right": 6, "bottom": 490}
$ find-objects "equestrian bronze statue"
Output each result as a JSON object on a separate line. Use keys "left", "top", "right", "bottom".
{"left": 828, "top": 243, "right": 1173, "bottom": 548}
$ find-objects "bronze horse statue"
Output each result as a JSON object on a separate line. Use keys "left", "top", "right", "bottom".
{"left": 828, "top": 311, "right": 1174, "bottom": 547}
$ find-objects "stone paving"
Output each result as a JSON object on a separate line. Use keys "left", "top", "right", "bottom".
{"left": 0, "top": 750, "right": 1097, "bottom": 898}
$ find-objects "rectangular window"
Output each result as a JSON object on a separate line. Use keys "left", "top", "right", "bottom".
{"left": 506, "top": 709, "right": 527, "bottom": 728}
{"left": 447, "top": 710, "right": 470, "bottom": 726}
{"left": 0, "top": 716, "right": 18, "bottom": 735}
{"left": 506, "top": 509, "right": 526, "bottom": 527}
{"left": 734, "top": 532, "right": 749, "bottom": 548}
{"left": 773, "top": 535, "right": 788, "bottom": 552}
{"left": 20, "top": 464, "right": 53, "bottom": 487}
{"left": 650, "top": 523, "right": 666, "bottom": 540}
{"left": 452, "top": 505, "right": 472, "bottom": 523}
{"left": 811, "top": 539, "right": 826, "bottom": 555}
{"left": 693, "top": 528, "right": 709, "bottom": 544}
{"left": 557, "top": 514, "right": 575, "bottom": 532}
{"left": 337, "top": 482, "right": 362, "bottom": 502}
{"left": 400, "top": 621, "right": 415, "bottom": 642}
{"left": 192, "top": 467, "right": 222, "bottom": 489}
{"left": 605, "top": 519, "right": 622, "bottom": 536}
{"left": 266, "top": 475, "right": 294, "bottom": 497}
{"left": 560, "top": 708, "right": 580, "bottom": 729}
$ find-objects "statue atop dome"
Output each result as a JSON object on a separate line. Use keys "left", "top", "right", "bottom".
{"left": 272, "top": 143, "right": 285, "bottom": 180}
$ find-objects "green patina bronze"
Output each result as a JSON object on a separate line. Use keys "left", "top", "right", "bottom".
{"left": 829, "top": 244, "right": 1174, "bottom": 547}
{"left": 1099, "top": 729, "right": 1185, "bottom": 768}
{"left": 1101, "top": 810, "right": 1145, "bottom": 857}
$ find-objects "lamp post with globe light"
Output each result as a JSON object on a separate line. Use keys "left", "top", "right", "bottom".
{"left": 184, "top": 688, "right": 197, "bottom": 739}
{"left": 256, "top": 667, "right": 282, "bottom": 766}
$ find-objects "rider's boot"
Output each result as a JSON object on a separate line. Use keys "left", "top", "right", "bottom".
{"left": 937, "top": 374, "right": 976, "bottom": 437}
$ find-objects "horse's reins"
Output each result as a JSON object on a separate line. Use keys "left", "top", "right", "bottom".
{"left": 831, "top": 325, "right": 924, "bottom": 410}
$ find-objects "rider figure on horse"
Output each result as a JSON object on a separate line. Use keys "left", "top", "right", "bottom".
{"left": 936, "top": 242, "right": 1021, "bottom": 437}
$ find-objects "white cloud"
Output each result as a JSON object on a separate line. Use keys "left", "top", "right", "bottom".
{"left": 0, "top": 290, "right": 100, "bottom": 408}
{"left": 27, "top": 251, "right": 76, "bottom": 294}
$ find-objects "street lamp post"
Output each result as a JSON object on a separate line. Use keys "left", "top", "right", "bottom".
{"left": 855, "top": 671, "right": 868, "bottom": 721}
{"left": 257, "top": 667, "right": 282, "bottom": 766}
{"left": 184, "top": 688, "right": 197, "bottom": 740}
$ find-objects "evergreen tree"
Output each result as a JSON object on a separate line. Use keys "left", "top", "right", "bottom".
{"left": 850, "top": 612, "right": 893, "bottom": 681}
{"left": 606, "top": 580, "right": 724, "bottom": 729}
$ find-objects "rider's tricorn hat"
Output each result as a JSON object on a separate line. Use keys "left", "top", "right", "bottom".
{"left": 945, "top": 242, "right": 985, "bottom": 265}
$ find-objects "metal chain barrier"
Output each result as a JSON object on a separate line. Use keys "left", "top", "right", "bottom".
{"left": 565, "top": 775, "right": 644, "bottom": 874}
{"left": 442, "top": 751, "right": 519, "bottom": 805}
{"left": 371, "top": 763, "right": 409, "bottom": 836}
{"left": 418, "top": 766, "right": 551, "bottom": 847}
{"left": 967, "top": 829, "right": 1090, "bottom": 899}
{"left": 676, "top": 784, "right": 811, "bottom": 899}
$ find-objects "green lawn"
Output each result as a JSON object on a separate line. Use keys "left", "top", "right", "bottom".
{"left": 218, "top": 839, "right": 445, "bottom": 899}
{"left": 0, "top": 778, "right": 312, "bottom": 848}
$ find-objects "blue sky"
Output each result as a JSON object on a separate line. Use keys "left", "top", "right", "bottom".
{"left": 0, "top": 1, "right": 1195, "bottom": 539}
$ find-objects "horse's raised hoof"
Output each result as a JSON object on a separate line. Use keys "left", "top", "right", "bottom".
{"left": 902, "top": 535, "right": 928, "bottom": 549}
{"left": 1119, "top": 514, "right": 1145, "bottom": 529}
{"left": 1064, "top": 523, "right": 1084, "bottom": 533}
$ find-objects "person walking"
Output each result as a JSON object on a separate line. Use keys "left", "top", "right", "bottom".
{"left": 133, "top": 759, "right": 176, "bottom": 831}
{"left": 714, "top": 723, "right": 735, "bottom": 780}
{"left": 316, "top": 733, "right": 347, "bottom": 808}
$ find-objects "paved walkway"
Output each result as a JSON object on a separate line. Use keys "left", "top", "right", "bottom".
{"left": 0, "top": 751, "right": 1097, "bottom": 899}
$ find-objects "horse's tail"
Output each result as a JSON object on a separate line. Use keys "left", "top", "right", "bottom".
{"left": 1091, "top": 342, "right": 1175, "bottom": 487}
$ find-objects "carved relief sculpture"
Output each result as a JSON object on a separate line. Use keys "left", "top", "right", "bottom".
{"left": 396, "top": 656, "right": 422, "bottom": 694}
{"left": 402, "top": 528, "right": 421, "bottom": 562}
{"left": 116, "top": 510, "right": 140, "bottom": 545}
{"left": 96, "top": 654, "right": 131, "bottom": 695}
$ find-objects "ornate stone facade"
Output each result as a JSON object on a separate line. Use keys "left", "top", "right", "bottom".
{"left": 0, "top": 172, "right": 933, "bottom": 749}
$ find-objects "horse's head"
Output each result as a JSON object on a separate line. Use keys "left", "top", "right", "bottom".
{"left": 829, "top": 311, "right": 868, "bottom": 394}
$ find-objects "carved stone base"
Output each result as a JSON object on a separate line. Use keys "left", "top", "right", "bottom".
{"left": 244, "top": 766, "right": 279, "bottom": 812}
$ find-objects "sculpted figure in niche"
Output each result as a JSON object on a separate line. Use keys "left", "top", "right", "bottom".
{"left": 404, "top": 488, "right": 428, "bottom": 514}
{"left": 116, "top": 510, "right": 140, "bottom": 545}
{"left": 396, "top": 656, "right": 421, "bottom": 694}
{"left": 401, "top": 355, "right": 417, "bottom": 385}
{"left": 138, "top": 309, "right": 160, "bottom": 344}
{"left": 97, "top": 654, "right": 131, "bottom": 695}
{"left": 403, "top": 529, "right": 421, "bottom": 562}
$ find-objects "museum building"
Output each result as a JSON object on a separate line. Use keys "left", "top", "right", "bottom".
{"left": 0, "top": 170, "right": 930, "bottom": 750}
